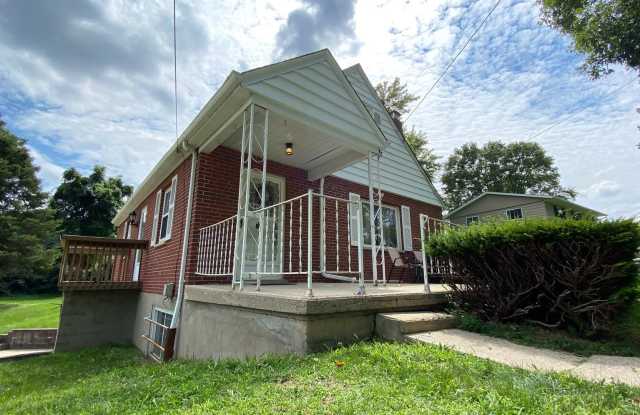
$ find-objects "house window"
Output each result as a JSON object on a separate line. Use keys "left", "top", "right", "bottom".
{"left": 465, "top": 216, "right": 479, "bottom": 226}
{"left": 506, "top": 208, "right": 523, "bottom": 220}
{"left": 159, "top": 187, "right": 172, "bottom": 239}
{"left": 149, "top": 308, "right": 173, "bottom": 361}
{"left": 349, "top": 193, "right": 400, "bottom": 249}
{"left": 151, "top": 175, "right": 178, "bottom": 245}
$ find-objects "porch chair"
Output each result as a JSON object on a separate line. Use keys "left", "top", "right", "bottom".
{"left": 387, "top": 248, "right": 419, "bottom": 283}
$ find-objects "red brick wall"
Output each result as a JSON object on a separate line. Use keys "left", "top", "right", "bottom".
{"left": 117, "top": 155, "right": 194, "bottom": 294}
{"left": 120, "top": 145, "right": 442, "bottom": 294}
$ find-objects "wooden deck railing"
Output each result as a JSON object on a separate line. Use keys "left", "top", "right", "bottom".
{"left": 58, "top": 235, "right": 149, "bottom": 289}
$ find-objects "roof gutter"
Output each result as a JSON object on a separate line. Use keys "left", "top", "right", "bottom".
{"left": 113, "top": 72, "right": 242, "bottom": 226}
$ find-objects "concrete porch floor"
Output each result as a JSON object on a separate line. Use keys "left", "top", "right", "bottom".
{"left": 185, "top": 282, "right": 452, "bottom": 315}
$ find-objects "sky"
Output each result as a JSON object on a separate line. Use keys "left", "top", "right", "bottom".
{"left": 0, "top": 0, "right": 638, "bottom": 218}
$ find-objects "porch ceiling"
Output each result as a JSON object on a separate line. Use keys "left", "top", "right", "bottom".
{"left": 220, "top": 110, "right": 365, "bottom": 180}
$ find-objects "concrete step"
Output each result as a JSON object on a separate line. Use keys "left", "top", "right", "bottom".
{"left": 375, "top": 311, "right": 458, "bottom": 342}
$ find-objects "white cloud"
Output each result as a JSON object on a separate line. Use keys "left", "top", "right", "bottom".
{"left": 0, "top": 0, "right": 639, "bottom": 218}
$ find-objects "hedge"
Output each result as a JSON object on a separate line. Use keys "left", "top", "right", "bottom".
{"left": 427, "top": 218, "right": 640, "bottom": 337}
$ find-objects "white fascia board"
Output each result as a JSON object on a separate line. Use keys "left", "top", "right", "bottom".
{"left": 112, "top": 72, "right": 242, "bottom": 225}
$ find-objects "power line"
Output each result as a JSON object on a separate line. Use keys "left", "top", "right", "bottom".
{"left": 406, "top": 0, "right": 503, "bottom": 122}
{"left": 526, "top": 78, "right": 638, "bottom": 141}
{"left": 173, "top": 0, "right": 178, "bottom": 141}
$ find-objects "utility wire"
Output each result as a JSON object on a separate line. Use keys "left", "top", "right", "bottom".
{"left": 526, "top": 78, "right": 638, "bottom": 141}
{"left": 406, "top": 0, "right": 503, "bottom": 122}
{"left": 173, "top": 0, "right": 178, "bottom": 141}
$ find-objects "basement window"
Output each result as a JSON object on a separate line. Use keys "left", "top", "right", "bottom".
{"left": 148, "top": 308, "right": 173, "bottom": 361}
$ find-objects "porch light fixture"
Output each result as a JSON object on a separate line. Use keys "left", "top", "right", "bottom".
{"left": 128, "top": 211, "right": 138, "bottom": 226}
{"left": 285, "top": 142, "right": 294, "bottom": 156}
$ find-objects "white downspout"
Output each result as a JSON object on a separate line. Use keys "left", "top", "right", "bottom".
{"left": 170, "top": 147, "right": 198, "bottom": 336}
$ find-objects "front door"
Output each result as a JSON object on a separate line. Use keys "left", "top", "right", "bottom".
{"left": 243, "top": 173, "right": 285, "bottom": 279}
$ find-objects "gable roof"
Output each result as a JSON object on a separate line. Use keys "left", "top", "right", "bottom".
{"left": 113, "top": 50, "right": 389, "bottom": 225}
{"left": 447, "top": 192, "right": 605, "bottom": 217}
{"left": 334, "top": 64, "right": 444, "bottom": 207}
{"left": 344, "top": 63, "right": 444, "bottom": 205}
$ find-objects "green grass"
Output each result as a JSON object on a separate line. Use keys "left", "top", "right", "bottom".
{"left": 0, "top": 295, "right": 62, "bottom": 333}
{"left": 1, "top": 343, "right": 639, "bottom": 414}
{"left": 457, "top": 301, "right": 640, "bottom": 358}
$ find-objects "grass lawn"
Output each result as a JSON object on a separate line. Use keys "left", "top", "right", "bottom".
{"left": 1, "top": 343, "right": 639, "bottom": 414}
{"left": 457, "top": 301, "right": 640, "bottom": 358}
{"left": 0, "top": 295, "right": 62, "bottom": 334}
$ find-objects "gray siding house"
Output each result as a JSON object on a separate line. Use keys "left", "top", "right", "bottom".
{"left": 447, "top": 192, "right": 605, "bottom": 226}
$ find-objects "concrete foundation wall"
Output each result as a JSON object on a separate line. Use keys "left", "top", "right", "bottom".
{"left": 176, "top": 299, "right": 377, "bottom": 360}
{"left": 55, "top": 290, "right": 139, "bottom": 352}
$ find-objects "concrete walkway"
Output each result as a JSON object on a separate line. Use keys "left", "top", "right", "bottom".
{"left": 409, "top": 329, "right": 640, "bottom": 387}
{"left": 0, "top": 349, "right": 52, "bottom": 362}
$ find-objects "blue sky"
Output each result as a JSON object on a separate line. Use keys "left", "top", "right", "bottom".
{"left": 0, "top": 0, "right": 638, "bottom": 217}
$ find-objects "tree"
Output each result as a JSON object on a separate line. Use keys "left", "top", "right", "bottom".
{"left": 538, "top": 0, "right": 640, "bottom": 79}
{"left": 375, "top": 78, "right": 439, "bottom": 178}
{"left": 50, "top": 166, "right": 133, "bottom": 237}
{"left": 404, "top": 128, "right": 440, "bottom": 180}
{"left": 0, "top": 119, "right": 59, "bottom": 294}
{"left": 441, "top": 141, "right": 575, "bottom": 209}
{"left": 375, "top": 77, "right": 418, "bottom": 115}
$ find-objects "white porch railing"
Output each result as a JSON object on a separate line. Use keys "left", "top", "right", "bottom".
{"left": 419, "top": 215, "right": 460, "bottom": 293}
{"left": 195, "top": 190, "right": 366, "bottom": 296}
{"left": 195, "top": 215, "right": 237, "bottom": 276}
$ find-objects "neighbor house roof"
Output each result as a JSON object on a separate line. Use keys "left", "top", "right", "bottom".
{"left": 446, "top": 192, "right": 606, "bottom": 218}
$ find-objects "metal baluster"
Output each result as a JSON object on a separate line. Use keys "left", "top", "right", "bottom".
{"left": 222, "top": 220, "right": 229, "bottom": 274}
{"left": 335, "top": 199, "right": 340, "bottom": 271}
{"left": 346, "top": 201, "right": 352, "bottom": 272}
{"left": 288, "top": 202, "right": 293, "bottom": 273}
{"left": 279, "top": 205, "right": 285, "bottom": 274}
{"left": 271, "top": 207, "right": 276, "bottom": 274}
{"left": 298, "top": 197, "right": 302, "bottom": 273}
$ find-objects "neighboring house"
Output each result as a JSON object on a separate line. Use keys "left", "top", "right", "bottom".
{"left": 447, "top": 192, "right": 605, "bottom": 226}
{"left": 54, "top": 49, "right": 445, "bottom": 360}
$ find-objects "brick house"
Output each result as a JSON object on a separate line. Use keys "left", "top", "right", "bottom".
{"left": 56, "top": 49, "right": 445, "bottom": 360}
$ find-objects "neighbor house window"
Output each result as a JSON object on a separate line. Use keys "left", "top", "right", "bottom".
{"left": 505, "top": 208, "right": 523, "bottom": 220}
{"left": 151, "top": 175, "right": 178, "bottom": 245}
{"left": 465, "top": 216, "right": 479, "bottom": 226}
{"left": 349, "top": 193, "right": 401, "bottom": 249}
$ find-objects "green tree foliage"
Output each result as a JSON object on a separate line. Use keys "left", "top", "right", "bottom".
{"left": 375, "top": 77, "right": 418, "bottom": 115}
{"left": 50, "top": 166, "right": 133, "bottom": 237}
{"left": 538, "top": 0, "right": 640, "bottom": 79}
{"left": 404, "top": 128, "right": 440, "bottom": 180}
{"left": 0, "top": 119, "right": 59, "bottom": 294}
{"left": 442, "top": 141, "right": 574, "bottom": 209}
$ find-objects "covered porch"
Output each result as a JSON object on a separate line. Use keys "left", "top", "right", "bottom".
{"left": 193, "top": 96, "right": 456, "bottom": 297}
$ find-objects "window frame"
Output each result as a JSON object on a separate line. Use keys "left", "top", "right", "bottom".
{"left": 349, "top": 193, "right": 402, "bottom": 250}
{"left": 156, "top": 175, "right": 178, "bottom": 245}
{"left": 159, "top": 186, "right": 173, "bottom": 241}
{"left": 505, "top": 207, "right": 524, "bottom": 220}
{"left": 149, "top": 307, "right": 173, "bottom": 361}
{"left": 465, "top": 215, "right": 479, "bottom": 226}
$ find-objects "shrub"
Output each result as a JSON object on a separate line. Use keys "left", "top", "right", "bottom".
{"left": 427, "top": 218, "right": 640, "bottom": 337}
